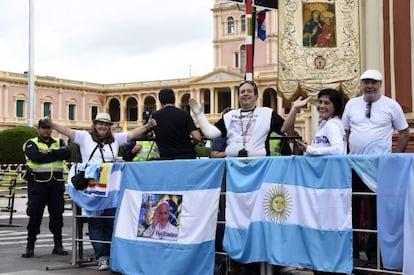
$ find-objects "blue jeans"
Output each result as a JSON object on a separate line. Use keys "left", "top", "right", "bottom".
{"left": 87, "top": 208, "right": 116, "bottom": 259}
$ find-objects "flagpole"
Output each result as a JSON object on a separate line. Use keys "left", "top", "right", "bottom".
{"left": 28, "top": 0, "right": 35, "bottom": 127}
{"left": 245, "top": 0, "right": 254, "bottom": 81}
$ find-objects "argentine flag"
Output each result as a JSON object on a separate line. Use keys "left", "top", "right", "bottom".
{"left": 223, "top": 156, "right": 353, "bottom": 273}
{"left": 67, "top": 162, "right": 124, "bottom": 216}
{"left": 377, "top": 154, "right": 414, "bottom": 274}
{"left": 111, "top": 159, "right": 225, "bottom": 275}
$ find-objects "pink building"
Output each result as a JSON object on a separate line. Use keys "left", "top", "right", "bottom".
{"left": 1, "top": 0, "right": 413, "bottom": 151}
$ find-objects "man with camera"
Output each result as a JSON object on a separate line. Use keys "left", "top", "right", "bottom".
{"left": 189, "top": 80, "right": 303, "bottom": 158}
{"left": 21, "top": 119, "right": 71, "bottom": 258}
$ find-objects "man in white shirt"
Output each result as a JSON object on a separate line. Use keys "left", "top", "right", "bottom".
{"left": 342, "top": 69, "right": 409, "bottom": 154}
{"left": 189, "top": 80, "right": 305, "bottom": 157}
{"left": 342, "top": 69, "right": 409, "bottom": 267}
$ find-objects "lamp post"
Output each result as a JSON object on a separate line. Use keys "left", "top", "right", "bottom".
{"left": 27, "top": 0, "right": 35, "bottom": 127}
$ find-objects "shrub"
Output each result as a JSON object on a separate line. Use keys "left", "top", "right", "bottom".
{"left": 195, "top": 144, "right": 211, "bottom": 158}
{"left": 0, "top": 126, "right": 37, "bottom": 164}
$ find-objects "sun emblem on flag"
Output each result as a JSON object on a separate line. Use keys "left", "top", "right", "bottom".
{"left": 263, "top": 185, "right": 293, "bottom": 223}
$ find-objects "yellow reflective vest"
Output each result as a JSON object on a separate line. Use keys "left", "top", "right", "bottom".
{"left": 133, "top": 141, "right": 160, "bottom": 161}
{"left": 269, "top": 132, "right": 282, "bottom": 156}
{"left": 23, "top": 137, "right": 65, "bottom": 174}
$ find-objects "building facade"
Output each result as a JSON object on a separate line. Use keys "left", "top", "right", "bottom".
{"left": 0, "top": 0, "right": 413, "bottom": 151}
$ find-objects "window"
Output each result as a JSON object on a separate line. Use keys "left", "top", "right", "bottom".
{"left": 240, "top": 45, "right": 246, "bottom": 74}
{"left": 43, "top": 102, "right": 51, "bottom": 116}
{"left": 241, "top": 15, "right": 246, "bottom": 32}
{"left": 68, "top": 104, "right": 76, "bottom": 121}
{"left": 235, "top": 52, "right": 239, "bottom": 68}
{"left": 16, "top": 100, "right": 25, "bottom": 118}
{"left": 91, "top": 106, "right": 98, "bottom": 121}
{"left": 227, "top": 17, "right": 235, "bottom": 34}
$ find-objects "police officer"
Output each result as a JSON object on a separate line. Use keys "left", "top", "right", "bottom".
{"left": 122, "top": 111, "right": 160, "bottom": 161}
{"left": 21, "top": 119, "right": 71, "bottom": 258}
{"left": 122, "top": 140, "right": 159, "bottom": 161}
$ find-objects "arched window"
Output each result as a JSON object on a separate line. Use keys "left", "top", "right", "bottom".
{"left": 234, "top": 52, "right": 239, "bottom": 68}
{"left": 240, "top": 45, "right": 246, "bottom": 74}
{"left": 14, "top": 93, "right": 26, "bottom": 118}
{"left": 68, "top": 104, "right": 76, "bottom": 121}
{"left": 227, "top": 17, "right": 235, "bottom": 34}
{"left": 41, "top": 96, "right": 53, "bottom": 117}
{"left": 66, "top": 98, "right": 77, "bottom": 121}
{"left": 91, "top": 105, "right": 98, "bottom": 121}
{"left": 16, "top": 99, "right": 25, "bottom": 118}
{"left": 43, "top": 102, "right": 52, "bottom": 117}
{"left": 241, "top": 15, "right": 246, "bottom": 32}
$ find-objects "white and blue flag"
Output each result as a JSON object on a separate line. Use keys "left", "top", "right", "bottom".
{"left": 68, "top": 162, "right": 124, "bottom": 217}
{"left": 110, "top": 159, "right": 225, "bottom": 275}
{"left": 223, "top": 156, "right": 353, "bottom": 273}
{"left": 377, "top": 154, "right": 414, "bottom": 274}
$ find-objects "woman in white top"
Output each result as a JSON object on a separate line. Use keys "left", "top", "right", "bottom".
{"left": 43, "top": 112, "right": 156, "bottom": 271}
{"left": 284, "top": 88, "right": 346, "bottom": 155}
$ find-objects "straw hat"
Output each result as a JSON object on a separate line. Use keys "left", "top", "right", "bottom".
{"left": 93, "top": 113, "right": 113, "bottom": 125}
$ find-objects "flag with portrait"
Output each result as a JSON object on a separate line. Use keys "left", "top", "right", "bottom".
{"left": 110, "top": 159, "right": 225, "bottom": 275}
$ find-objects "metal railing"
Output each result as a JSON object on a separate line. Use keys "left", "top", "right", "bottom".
{"left": 66, "top": 158, "right": 404, "bottom": 275}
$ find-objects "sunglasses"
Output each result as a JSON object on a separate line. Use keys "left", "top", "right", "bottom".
{"left": 40, "top": 126, "right": 51, "bottom": 129}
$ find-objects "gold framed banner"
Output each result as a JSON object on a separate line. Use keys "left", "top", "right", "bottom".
{"left": 278, "top": 0, "right": 361, "bottom": 100}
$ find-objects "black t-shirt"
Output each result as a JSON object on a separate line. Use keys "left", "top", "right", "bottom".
{"left": 152, "top": 106, "right": 198, "bottom": 159}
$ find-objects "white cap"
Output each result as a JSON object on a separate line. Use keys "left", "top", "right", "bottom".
{"left": 360, "top": 69, "right": 383, "bottom": 81}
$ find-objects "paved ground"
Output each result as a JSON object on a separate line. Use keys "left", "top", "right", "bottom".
{"left": 0, "top": 196, "right": 115, "bottom": 274}
{"left": 3, "top": 194, "right": 382, "bottom": 275}
{"left": 0, "top": 197, "right": 316, "bottom": 275}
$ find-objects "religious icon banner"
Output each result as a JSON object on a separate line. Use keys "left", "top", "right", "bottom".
{"left": 278, "top": 0, "right": 361, "bottom": 100}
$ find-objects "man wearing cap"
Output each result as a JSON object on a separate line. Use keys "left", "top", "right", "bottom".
{"left": 343, "top": 69, "right": 409, "bottom": 154}
{"left": 21, "top": 119, "right": 71, "bottom": 258}
{"left": 342, "top": 69, "right": 409, "bottom": 265}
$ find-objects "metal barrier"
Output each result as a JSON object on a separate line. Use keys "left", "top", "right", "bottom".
{"left": 0, "top": 169, "right": 27, "bottom": 226}
{"left": 0, "top": 163, "right": 72, "bottom": 226}
{"left": 67, "top": 160, "right": 405, "bottom": 275}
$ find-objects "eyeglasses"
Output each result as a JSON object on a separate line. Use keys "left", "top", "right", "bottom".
{"left": 365, "top": 102, "right": 372, "bottom": 118}
{"left": 40, "top": 126, "right": 51, "bottom": 129}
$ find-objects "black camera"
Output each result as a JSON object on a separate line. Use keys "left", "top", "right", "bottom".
{"left": 238, "top": 148, "right": 248, "bottom": 157}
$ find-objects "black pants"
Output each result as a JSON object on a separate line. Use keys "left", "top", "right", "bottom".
{"left": 26, "top": 178, "right": 65, "bottom": 244}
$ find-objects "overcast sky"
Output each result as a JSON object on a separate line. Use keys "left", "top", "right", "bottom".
{"left": 0, "top": 1, "right": 214, "bottom": 84}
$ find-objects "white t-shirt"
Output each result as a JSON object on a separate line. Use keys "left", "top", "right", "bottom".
{"left": 306, "top": 116, "right": 346, "bottom": 155}
{"left": 223, "top": 107, "right": 273, "bottom": 157}
{"left": 74, "top": 130, "right": 128, "bottom": 163}
{"left": 342, "top": 96, "right": 408, "bottom": 154}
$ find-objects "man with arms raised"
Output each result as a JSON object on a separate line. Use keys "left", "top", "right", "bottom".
{"left": 189, "top": 80, "right": 308, "bottom": 157}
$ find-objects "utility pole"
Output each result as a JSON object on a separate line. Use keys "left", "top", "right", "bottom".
{"left": 245, "top": 0, "right": 254, "bottom": 81}
{"left": 28, "top": 0, "right": 35, "bottom": 127}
